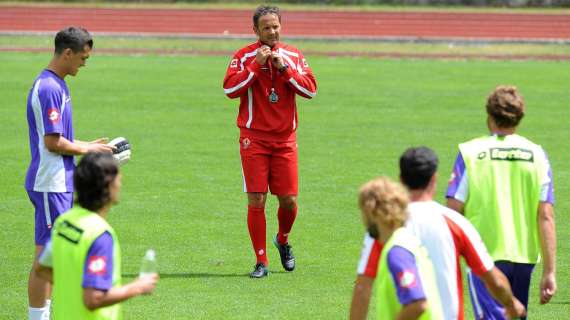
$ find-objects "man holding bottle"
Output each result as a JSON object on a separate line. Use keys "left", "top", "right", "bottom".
{"left": 35, "top": 153, "right": 158, "bottom": 319}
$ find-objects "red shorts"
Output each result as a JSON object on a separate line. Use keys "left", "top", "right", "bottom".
{"left": 239, "top": 137, "right": 298, "bottom": 195}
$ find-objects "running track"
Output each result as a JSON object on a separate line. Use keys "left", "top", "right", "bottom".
{"left": 1, "top": 6, "right": 570, "bottom": 42}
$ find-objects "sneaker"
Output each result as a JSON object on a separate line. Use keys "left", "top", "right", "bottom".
{"left": 273, "top": 235, "right": 295, "bottom": 271}
{"left": 250, "top": 263, "right": 269, "bottom": 278}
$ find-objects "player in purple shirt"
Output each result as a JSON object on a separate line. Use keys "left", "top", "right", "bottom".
{"left": 26, "top": 27, "right": 114, "bottom": 320}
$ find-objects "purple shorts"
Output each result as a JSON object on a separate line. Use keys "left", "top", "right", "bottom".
{"left": 467, "top": 261, "right": 535, "bottom": 320}
{"left": 27, "top": 191, "right": 73, "bottom": 245}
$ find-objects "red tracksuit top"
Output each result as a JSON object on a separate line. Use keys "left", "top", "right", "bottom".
{"left": 223, "top": 41, "right": 317, "bottom": 142}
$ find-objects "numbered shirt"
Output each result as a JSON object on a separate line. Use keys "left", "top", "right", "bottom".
{"left": 25, "top": 69, "right": 75, "bottom": 192}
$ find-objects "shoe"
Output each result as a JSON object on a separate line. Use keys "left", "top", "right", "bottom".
{"left": 273, "top": 235, "right": 295, "bottom": 271}
{"left": 249, "top": 263, "right": 269, "bottom": 278}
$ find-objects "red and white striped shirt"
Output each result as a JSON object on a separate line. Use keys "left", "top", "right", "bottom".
{"left": 223, "top": 41, "right": 317, "bottom": 142}
{"left": 357, "top": 201, "right": 494, "bottom": 320}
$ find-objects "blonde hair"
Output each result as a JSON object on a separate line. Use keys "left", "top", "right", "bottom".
{"left": 486, "top": 85, "right": 525, "bottom": 128}
{"left": 359, "top": 177, "right": 409, "bottom": 228}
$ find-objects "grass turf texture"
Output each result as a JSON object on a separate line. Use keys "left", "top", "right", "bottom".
{"left": 0, "top": 51, "right": 568, "bottom": 319}
{"left": 2, "top": 35, "right": 570, "bottom": 59}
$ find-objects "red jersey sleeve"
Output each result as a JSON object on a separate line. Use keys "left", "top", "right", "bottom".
{"left": 442, "top": 212, "right": 495, "bottom": 276}
{"left": 223, "top": 50, "right": 262, "bottom": 99}
{"left": 356, "top": 233, "right": 383, "bottom": 278}
{"left": 279, "top": 49, "right": 317, "bottom": 99}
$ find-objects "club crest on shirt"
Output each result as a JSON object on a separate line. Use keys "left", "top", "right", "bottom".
{"left": 242, "top": 138, "right": 251, "bottom": 149}
{"left": 87, "top": 256, "right": 107, "bottom": 275}
{"left": 230, "top": 59, "right": 238, "bottom": 68}
{"left": 47, "top": 108, "right": 60, "bottom": 123}
{"left": 302, "top": 58, "right": 309, "bottom": 67}
{"left": 397, "top": 270, "right": 417, "bottom": 289}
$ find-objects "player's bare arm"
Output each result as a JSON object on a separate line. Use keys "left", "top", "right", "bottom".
{"left": 349, "top": 275, "right": 374, "bottom": 320}
{"left": 83, "top": 273, "right": 158, "bottom": 310}
{"left": 538, "top": 202, "right": 556, "bottom": 304}
{"left": 44, "top": 134, "right": 114, "bottom": 155}
{"left": 480, "top": 268, "right": 526, "bottom": 318}
{"left": 447, "top": 198, "right": 464, "bottom": 214}
{"left": 396, "top": 300, "right": 427, "bottom": 320}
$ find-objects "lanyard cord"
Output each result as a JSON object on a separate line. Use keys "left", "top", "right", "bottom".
{"left": 268, "top": 59, "right": 276, "bottom": 93}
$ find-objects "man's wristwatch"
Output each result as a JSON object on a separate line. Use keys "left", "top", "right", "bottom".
{"left": 278, "top": 64, "right": 289, "bottom": 72}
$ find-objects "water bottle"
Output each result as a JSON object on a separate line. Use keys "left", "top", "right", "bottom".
{"left": 139, "top": 249, "right": 157, "bottom": 278}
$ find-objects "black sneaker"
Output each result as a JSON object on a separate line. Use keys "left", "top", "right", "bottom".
{"left": 249, "top": 263, "right": 269, "bottom": 278}
{"left": 273, "top": 235, "right": 295, "bottom": 271}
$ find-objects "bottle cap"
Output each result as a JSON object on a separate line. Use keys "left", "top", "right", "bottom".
{"left": 145, "top": 249, "right": 156, "bottom": 260}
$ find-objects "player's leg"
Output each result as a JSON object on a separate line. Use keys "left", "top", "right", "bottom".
{"left": 466, "top": 267, "right": 508, "bottom": 320}
{"left": 240, "top": 137, "right": 270, "bottom": 277}
{"left": 269, "top": 140, "right": 298, "bottom": 271}
{"left": 27, "top": 191, "right": 72, "bottom": 320}
{"left": 503, "top": 262, "right": 534, "bottom": 320}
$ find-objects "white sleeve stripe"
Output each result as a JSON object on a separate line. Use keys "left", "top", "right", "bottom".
{"left": 454, "top": 172, "right": 468, "bottom": 202}
{"left": 279, "top": 48, "right": 299, "bottom": 57}
{"left": 357, "top": 233, "right": 375, "bottom": 274}
{"left": 224, "top": 72, "right": 254, "bottom": 94}
{"left": 289, "top": 78, "right": 316, "bottom": 98}
{"left": 239, "top": 49, "right": 258, "bottom": 70}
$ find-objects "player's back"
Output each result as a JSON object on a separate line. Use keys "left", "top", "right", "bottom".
{"left": 459, "top": 134, "right": 550, "bottom": 263}
{"left": 406, "top": 201, "right": 494, "bottom": 320}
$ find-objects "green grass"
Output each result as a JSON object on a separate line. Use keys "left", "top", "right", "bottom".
{"left": 2, "top": 35, "right": 570, "bottom": 59}
{"left": 0, "top": 51, "right": 568, "bottom": 319}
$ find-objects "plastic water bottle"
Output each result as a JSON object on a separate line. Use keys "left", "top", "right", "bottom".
{"left": 139, "top": 249, "right": 157, "bottom": 278}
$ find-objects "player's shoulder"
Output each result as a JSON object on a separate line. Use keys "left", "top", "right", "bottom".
{"left": 37, "top": 71, "right": 64, "bottom": 94}
{"left": 233, "top": 42, "right": 260, "bottom": 57}
{"left": 278, "top": 43, "right": 303, "bottom": 56}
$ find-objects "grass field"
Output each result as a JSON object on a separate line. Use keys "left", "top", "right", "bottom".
{"left": 1, "top": 42, "right": 569, "bottom": 319}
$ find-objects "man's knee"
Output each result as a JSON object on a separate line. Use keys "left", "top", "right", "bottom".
{"left": 278, "top": 195, "right": 297, "bottom": 210}
{"left": 248, "top": 193, "right": 267, "bottom": 208}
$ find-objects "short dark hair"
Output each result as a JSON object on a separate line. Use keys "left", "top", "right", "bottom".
{"left": 75, "top": 153, "right": 119, "bottom": 212}
{"left": 54, "top": 27, "right": 93, "bottom": 54}
{"left": 486, "top": 85, "right": 525, "bottom": 128}
{"left": 253, "top": 5, "right": 281, "bottom": 28}
{"left": 399, "top": 147, "right": 438, "bottom": 190}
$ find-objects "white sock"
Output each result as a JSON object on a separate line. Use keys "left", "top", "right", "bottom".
{"left": 28, "top": 306, "right": 47, "bottom": 320}
{"left": 42, "top": 300, "right": 51, "bottom": 320}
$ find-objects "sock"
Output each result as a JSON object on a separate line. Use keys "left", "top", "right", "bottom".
{"left": 28, "top": 305, "right": 47, "bottom": 320}
{"left": 43, "top": 300, "right": 51, "bottom": 320}
{"left": 247, "top": 205, "right": 267, "bottom": 265}
{"left": 277, "top": 205, "right": 297, "bottom": 245}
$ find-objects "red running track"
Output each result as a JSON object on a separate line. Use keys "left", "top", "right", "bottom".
{"left": 1, "top": 6, "right": 570, "bottom": 41}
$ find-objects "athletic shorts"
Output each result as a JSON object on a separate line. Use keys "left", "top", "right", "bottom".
{"left": 467, "top": 261, "right": 535, "bottom": 320}
{"left": 27, "top": 191, "right": 73, "bottom": 246}
{"left": 239, "top": 137, "right": 298, "bottom": 195}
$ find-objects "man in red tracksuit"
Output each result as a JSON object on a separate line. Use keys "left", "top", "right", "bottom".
{"left": 223, "top": 5, "right": 317, "bottom": 278}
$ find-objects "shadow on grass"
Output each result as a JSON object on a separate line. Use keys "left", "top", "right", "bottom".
{"left": 123, "top": 270, "right": 290, "bottom": 279}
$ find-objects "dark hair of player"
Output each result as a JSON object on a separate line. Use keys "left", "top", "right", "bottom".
{"left": 54, "top": 27, "right": 93, "bottom": 55}
{"left": 253, "top": 5, "right": 281, "bottom": 28}
{"left": 486, "top": 85, "right": 525, "bottom": 128}
{"left": 75, "top": 152, "right": 119, "bottom": 212}
{"left": 399, "top": 146, "right": 438, "bottom": 190}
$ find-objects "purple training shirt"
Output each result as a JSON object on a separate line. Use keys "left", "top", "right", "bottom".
{"left": 25, "top": 69, "right": 75, "bottom": 193}
{"left": 387, "top": 245, "right": 426, "bottom": 305}
{"left": 83, "top": 231, "right": 114, "bottom": 291}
